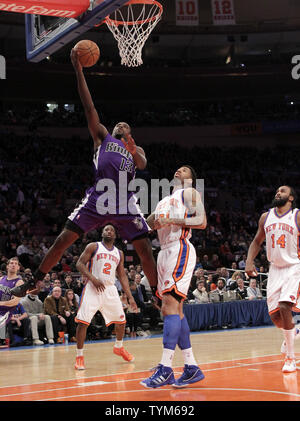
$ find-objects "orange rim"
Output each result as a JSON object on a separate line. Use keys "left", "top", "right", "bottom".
{"left": 104, "top": 0, "right": 163, "bottom": 26}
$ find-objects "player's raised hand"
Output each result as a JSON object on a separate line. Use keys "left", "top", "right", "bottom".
{"left": 121, "top": 133, "right": 137, "bottom": 155}
{"left": 70, "top": 48, "right": 82, "bottom": 72}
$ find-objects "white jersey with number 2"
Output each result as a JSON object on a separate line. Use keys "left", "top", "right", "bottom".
{"left": 88, "top": 241, "right": 120, "bottom": 285}
{"left": 264, "top": 207, "right": 300, "bottom": 267}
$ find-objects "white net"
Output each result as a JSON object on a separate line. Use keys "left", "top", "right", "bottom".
{"left": 104, "top": 0, "right": 162, "bottom": 67}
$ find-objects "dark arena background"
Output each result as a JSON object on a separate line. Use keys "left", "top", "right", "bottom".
{"left": 1, "top": 0, "right": 300, "bottom": 405}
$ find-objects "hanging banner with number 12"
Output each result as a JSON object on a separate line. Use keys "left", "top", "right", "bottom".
{"left": 176, "top": 0, "right": 199, "bottom": 26}
{"left": 211, "top": 0, "right": 235, "bottom": 25}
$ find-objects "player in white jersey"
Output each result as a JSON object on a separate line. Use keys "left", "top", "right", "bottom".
{"left": 141, "top": 165, "right": 207, "bottom": 388}
{"left": 246, "top": 185, "right": 300, "bottom": 373}
{"left": 74, "top": 224, "right": 137, "bottom": 370}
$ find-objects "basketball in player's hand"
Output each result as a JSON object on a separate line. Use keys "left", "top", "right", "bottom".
{"left": 73, "top": 40, "right": 100, "bottom": 67}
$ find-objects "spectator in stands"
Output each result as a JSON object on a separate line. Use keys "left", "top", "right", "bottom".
{"left": 235, "top": 277, "right": 248, "bottom": 300}
{"left": 231, "top": 262, "right": 238, "bottom": 271}
{"left": 6, "top": 303, "right": 31, "bottom": 347}
{"left": 16, "top": 239, "right": 33, "bottom": 268}
{"left": 247, "top": 278, "right": 263, "bottom": 300}
{"left": 138, "top": 264, "right": 145, "bottom": 275}
{"left": 192, "top": 280, "right": 209, "bottom": 304}
{"left": 72, "top": 277, "right": 85, "bottom": 297}
{"left": 50, "top": 278, "right": 66, "bottom": 297}
{"left": 209, "top": 277, "right": 226, "bottom": 303}
{"left": 201, "top": 254, "right": 213, "bottom": 271}
{"left": 238, "top": 254, "right": 247, "bottom": 270}
{"left": 210, "top": 254, "right": 222, "bottom": 270}
{"left": 44, "top": 286, "right": 76, "bottom": 343}
{"left": 191, "top": 268, "right": 205, "bottom": 291}
{"left": 38, "top": 273, "right": 52, "bottom": 302}
{"left": 62, "top": 274, "right": 80, "bottom": 303}
{"left": 126, "top": 280, "right": 143, "bottom": 337}
{"left": 70, "top": 255, "right": 79, "bottom": 272}
{"left": 226, "top": 270, "right": 243, "bottom": 291}
{"left": 60, "top": 257, "right": 71, "bottom": 273}
{"left": 65, "top": 289, "right": 78, "bottom": 336}
{"left": 65, "top": 289, "right": 78, "bottom": 315}
{"left": 135, "top": 273, "right": 148, "bottom": 303}
{"left": 21, "top": 294, "right": 54, "bottom": 345}
{"left": 220, "top": 267, "right": 230, "bottom": 282}
{"left": 206, "top": 273, "right": 217, "bottom": 291}
{"left": 50, "top": 272, "right": 58, "bottom": 282}
{"left": 128, "top": 268, "right": 137, "bottom": 281}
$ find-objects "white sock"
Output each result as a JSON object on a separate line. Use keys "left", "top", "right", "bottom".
{"left": 182, "top": 347, "right": 197, "bottom": 366}
{"left": 115, "top": 340, "right": 123, "bottom": 348}
{"left": 76, "top": 349, "right": 83, "bottom": 357}
{"left": 281, "top": 326, "right": 296, "bottom": 340}
{"left": 283, "top": 328, "right": 295, "bottom": 359}
{"left": 160, "top": 348, "right": 175, "bottom": 368}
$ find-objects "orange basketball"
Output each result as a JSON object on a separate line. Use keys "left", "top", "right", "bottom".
{"left": 74, "top": 40, "right": 100, "bottom": 67}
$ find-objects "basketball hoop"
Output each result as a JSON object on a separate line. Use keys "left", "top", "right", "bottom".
{"left": 96, "top": 0, "right": 163, "bottom": 67}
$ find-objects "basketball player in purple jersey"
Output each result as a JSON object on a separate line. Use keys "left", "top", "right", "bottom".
{"left": 11, "top": 49, "right": 157, "bottom": 298}
{"left": 0, "top": 257, "right": 24, "bottom": 327}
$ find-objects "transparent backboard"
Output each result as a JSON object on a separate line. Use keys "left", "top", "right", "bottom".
{"left": 25, "top": 0, "right": 129, "bottom": 62}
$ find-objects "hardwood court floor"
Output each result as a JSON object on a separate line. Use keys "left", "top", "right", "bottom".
{"left": 1, "top": 326, "right": 300, "bottom": 401}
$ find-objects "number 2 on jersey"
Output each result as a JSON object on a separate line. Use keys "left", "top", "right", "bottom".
{"left": 103, "top": 263, "right": 112, "bottom": 274}
{"left": 271, "top": 234, "right": 286, "bottom": 248}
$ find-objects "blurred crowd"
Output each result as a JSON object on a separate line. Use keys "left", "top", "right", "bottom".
{"left": 1, "top": 121, "right": 299, "bottom": 345}
{"left": 1, "top": 98, "right": 300, "bottom": 128}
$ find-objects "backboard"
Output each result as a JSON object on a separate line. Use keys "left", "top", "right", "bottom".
{"left": 25, "top": 0, "right": 129, "bottom": 62}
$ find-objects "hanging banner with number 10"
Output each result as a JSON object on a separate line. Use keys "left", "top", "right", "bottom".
{"left": 211, "top": 0, "right": 235, "bottom": 25}
{"left": 176, "top": 0, "right": 199, "bottom": 26}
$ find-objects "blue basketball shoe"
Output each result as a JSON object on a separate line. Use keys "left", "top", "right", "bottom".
{"left": 172, "top": 364, "right": 205, "bottom": 388}
{"left": 140, "top": 364, "right": 175, "bottom": 388}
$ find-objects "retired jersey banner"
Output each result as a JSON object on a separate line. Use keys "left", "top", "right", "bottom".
{"left": 176, "top": 0, "right": 199, "bottom": 26}
{"left": 211, "top": 0, "right": 235, "bottom": 25}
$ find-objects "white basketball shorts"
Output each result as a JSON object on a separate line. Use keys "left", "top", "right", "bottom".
{"left": 267, "top": 263, "right": 300, "bottom": 315}
{"left": 157, "top": 238, "right": 196, "bottom": 300}
{"left": 75, "top": 282, "right": 126, "bottom": 326}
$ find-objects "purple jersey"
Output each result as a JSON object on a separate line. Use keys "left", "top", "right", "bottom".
{"left": 67, "top": 133, "right": 150, "bottom": 240}
{"left": 86, "top": 133, "right": 136, "bottom": 214}
{"left": 0, "top": 275, "right": 22, "bottom": 324}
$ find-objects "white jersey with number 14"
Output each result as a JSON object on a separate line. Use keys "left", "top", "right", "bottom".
{"left": 264, "top": 207, "right": 300, "bottom": 267}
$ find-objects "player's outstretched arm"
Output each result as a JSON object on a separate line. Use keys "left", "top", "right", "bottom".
{"left": 245, "top": 212, "right": 268, "bottom": 277}
{"left": 76, "top": 243, "right": 105, "bottom": 292}
{"left": 116, "top": 251, "right": 138, "bottom": 312}
{"left": 70, "top": 49, "right": 108, "bottom": 148}
{"left": 158, "top": 188, "right": 207, "bottom": 230}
